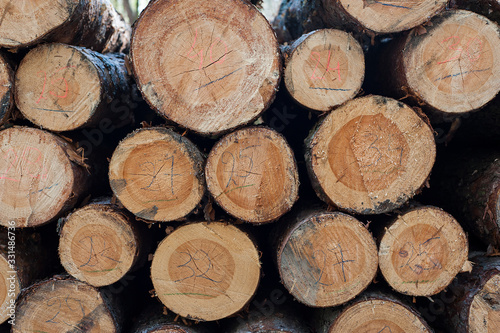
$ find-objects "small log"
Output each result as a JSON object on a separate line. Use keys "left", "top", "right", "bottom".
{"left": 0, "top": 126, "right": 88, "bottom": 228}
{"left": 109, "top": 127, "right": 205, "bottom": 222}
{"left": 0, "top": 53, "right": 13, "bottom": 126}
{"left": 379, "top": 206, "right": 468, "bottom": 296}
{"left": 0, "top": 0, "right": 130, "bottom": 53}
{"left": 304, "top": 95, "right": 436, "bottom": 215}
{"left": 386, "top": 9, "right": 500, "bottom": 120}
{"left": 273, "top": 0, "right": 448, "bottom": 42}
{"left": 276, "top": 210, "right": 378, "bottom": 307}
{"left": 15, "top": 43, "right": 132, "bottom": 132}
{"left": 205, "top": 126, "right": 299, "bottom": 223}
{"left": 58, "top": 202, "right": 145, "bottom": 287}
{"left": 13, "top": 276, "right": 121, "bottom": 332}
{"left": 150, "top": 222, "right": 261, "bottom": 321}
{"left": 129, "top": 0, "right": 280, "bottom": 135}
{"left": 283, "top": 29, "right": 364, "bottom": 112}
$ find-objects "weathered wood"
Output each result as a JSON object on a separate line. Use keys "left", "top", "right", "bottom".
{"left": 276, "top": 209, "right": 378, "bottom": 307}
{"left": 150, "top": 222, "right": 260, "bottom": 321}
{"left": 283, "top": 29, "right": 364, "bottom": 112}
{"left": 0, "top": 126, "right": 89, "bottom": 228}
{"left": 385, "top": 9, "right": 500, "bottom": 120}
{"left": 109, "top": 127, "right": 205, "bottom": 222}
{"left": 130, "top": 0, "right": 280, "bottom": 135}
{"left": 379, "top": 206, "right": 468, "bottom": 296}
{"left": 0, "top": 53, "right": 13, "bottom": 126}
{"left": 273, "top": 0, "right": 448, "bottom": 42}
{"left": 13, "top": 276, "right": 121, "bottom": 332}
{"left": 59, "top": 202, "right": 145, "bottom": 287}
{"left": 15, "top": 43, "right": 133, "bottom": 132}
{"left": 0, "top": 0, "right": 130, "bottom": 53}
{"left": 305, "top": 95, "right": 436, "bottom": 215}
{"left": 205, "top": 126, "right": 299, "bottom": 223}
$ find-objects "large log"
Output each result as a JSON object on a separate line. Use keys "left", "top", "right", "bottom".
{"left": 276, "top": 209, "right": 378, "bottom": 307}
{"left": 109, "top": 127, "right": 205, "bottom": 222}
{"left": 273, "top": 0, "right": 448, "bottom": 42}
{"left": 378, "top": 206, "right": 468, "bottom": 296}
{"left": 150, "top": 222, "right": 260, "bottom": 321}
{"left": 283, "top": 29, "right": 365, "bottom": 112}
{"left": 129, "top": 0, "right": 280, "bottom": 135}
{"left": 205, "top": 126, "right": 299, "bottom": 223}
{"left": 0, "top": 53, "right": 13, "bottom": 126}
{"left": 304, "top": 95, "right": 436, "bottom": 215}
{"left": 0, "top": 126, "right": 89, "bottom": 228}
{"left": 0, "top": 0, "right": 130, "bottom": 53}
{"left": 15, "top": 43, "right": 133, "bottom": 132}
{"left": 384, "top": 9, "right": 500, "bottom": 121}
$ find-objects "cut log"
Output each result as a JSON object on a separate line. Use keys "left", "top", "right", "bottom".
{"left": 386, "top": 9, "right": 500, "bottom": 119}
{"left": 13, "top": 276, "right": 121, "bottom": 332}
{"left": 0, "top": 53, "right": 13, "bottom": 126}
{"left": 0, "top": 126, "right": 89, "bottom": 228}
{"left": 109, "top": 127, "right": 205, "bottom": 222}
{"left": 283, "top": 29, "right": 364, "bottom": 112}
{"left": 304, "top": 95, "right": 436, "bottom": 215}
{"left": 0, "top": 0, "right": 130, "bottom": 53}
{"left": 273, "top": 0, "right": 447, "bottom": 42}
{"left": 314, "top": 292, "right": 432, "bottom": 333}
{"left": 15, "top": 43, "right": 132, "bottom": 132}
{"left": 150, "top": 222, "right": 260, "bottom": 321}
{"left": 378, "top": 206, "right": 468, "bottom": 296}
{"left": 129, "top": 0, "right": 280, "bottom": 135}
{"left": 205, "top": 126, "right": 299, "bottom": 223}
{"left": 58, "top": 202, "right": 144, "bottom": 287}
{"left": 277, "top": 210, "right": 378, "bottom": 307}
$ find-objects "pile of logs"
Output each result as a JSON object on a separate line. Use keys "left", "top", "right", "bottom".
{"left": 0, "top": 0, "right": 499, "bottom": 332}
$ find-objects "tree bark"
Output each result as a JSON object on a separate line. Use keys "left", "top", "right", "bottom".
{"left": 150, "top": 221, "right": 261, "bottom": 321}
{"left": 205, "top": 126, "right": 299, "bottom": 224}
{"left": 109, "top": 127, "right": 205, "bottom": 222}
{"left": 0, "top": 126, "right": 89, "bottom": 228}
{"left": 304, "top": 95, "right": 436, "bottom": 215}
{"left": 0, "top": 53, "right": 13, "bottom": 126}
{"left": 0, "top": 0, "right": 130, "bottom": 53}
{"left": 283, "top": 29, "right": 364, "bottom": 112}
{"left": 378, "top": 205, "right": 468, "bottom": 297}
{"left": 129, "top": 0, "right": 281, "bottom": 135}
{"left": 15, "top": 43, "right": 133, "bottom": 132}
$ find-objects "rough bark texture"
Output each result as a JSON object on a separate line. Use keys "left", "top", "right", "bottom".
{"left": 150, "top": 222, "right": 261, "bottom": 321}
{"left": 15, "top": 43, "right": 133, "bottom": 132}
{"left": 0, "top": 0, "right": 130, "bottom": 53}
{"left": 109, "top": 127, "right": 206, "bottom": 222}
{"left": 378, "top": 206, "right": 468, "bottom": 296}
{"left": 283, "top": 29, "right": 364, "bottom": 112}
{"left": 304, "top": 95, "right": 436, "bottom": 215}
{"left": 0, "top": 126, "right": 89, "bottom": 228}
{"left": 0, "top": 53, "right": 13, "bottom": 126}
{"left": 276, "top": 209, "right": 378, "bottom": 307}
{"left": 130, "top": 0, "right": 281, "bottom": 135}
{"left": 205, "top": 126, "right": 299, "bottom": 224}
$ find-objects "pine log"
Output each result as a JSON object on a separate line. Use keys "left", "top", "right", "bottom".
{"left": 378, "top": 206, "right": 468, "bottom": 297}
{"left": 276, "top": 210, "right": 378, "bottom": 307}
{"left": 205, "top": 126, "right": 299, "bottom": 223}
{"left": 58, "top": 202, "right": 145, "bottom": 287}
{"left": 386, "top": 9, "right": 500, "bottom": 120}
{"left": 129, "top": 0, "right": 280, "bottom": 135}
{"left": 150, "top": 222, "right": 261, "bottom": 321}
{"left": 13, "top": 276, "right": 121, "bottom": 332}
{"left": 0, "top": 53, "right": 13, "bottom": 126}
{"left": 15, "top": 43, "right": 132, "bottom": 132}
{"left": 314, "top": 292, "right": 432, "bottom": 333}
{"left": 273, "top": 0, "right": 448, "bottom": 42}
{"left": 0, "top": 126, "right": 88, "bottom": 228}
{"left": 0, "top": 0, "right": 130, "bottom": 53}
{"left": 109, "top": 127, "right": 205, "bottom": 222}
{"left": 283, "top": 29, "right": 364, "bottom": 112}
{"left": 305, "top": 95, "right": 436, "bottom": 215}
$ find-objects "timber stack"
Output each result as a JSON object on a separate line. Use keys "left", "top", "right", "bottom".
{"left": 0, "top": 0, "right": 499, "bottom": 332}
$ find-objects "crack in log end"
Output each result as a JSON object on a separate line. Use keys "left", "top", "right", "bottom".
{"left": 109, "top": 178, "right": 127, "bottom": 195}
